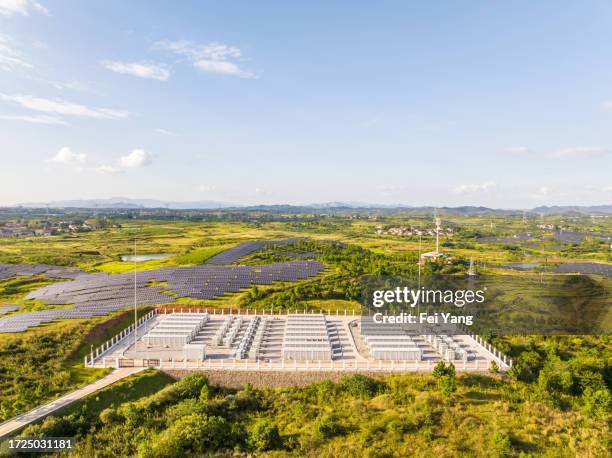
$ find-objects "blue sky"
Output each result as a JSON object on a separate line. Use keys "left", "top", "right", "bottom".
{"left": 1, "top": 0, "right": 611, "bottom": 207}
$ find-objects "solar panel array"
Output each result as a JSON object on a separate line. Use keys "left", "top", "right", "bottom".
{"left": 0, "top": 263, "right": 83, "bottom": 280}
{"left": 498, "top": 261, "right": 612, "bottom": 276}
{"left": 553, "top": 231, "right": 611, "bottom": 244}
{"left": 0, "top": 304, "right": 19, "bottom": 315}
{"left": 551, "top": 262, "right": 612, "bottom": 276}
{"left": 0, "top": 259, "right": 324, "bottom": 333}
{"left": 205, "top": 238, "right": 304, "bottom": 264}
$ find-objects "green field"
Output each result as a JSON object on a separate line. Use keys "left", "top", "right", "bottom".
{"left": 0, "top": 211, "right": 610, "bottom": 456}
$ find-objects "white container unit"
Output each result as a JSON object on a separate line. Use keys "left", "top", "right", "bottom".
{"left": 282, "top": 314, "right": 333, "bottom": 361}
{"left": 369, "top": 346, "right": 422, "bottom": 360}
{"left": 142, "top": 313, "right": 208, "bottom": 348}
{"left": 184, "top": 343, "right": 206, "bottom": 361}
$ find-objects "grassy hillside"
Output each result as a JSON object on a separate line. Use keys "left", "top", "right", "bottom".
{"left": 0, "top": 308, "right": 151, "bottom": 421}
{"left": 17, "top": 368, "right": 609, "bottom": 457}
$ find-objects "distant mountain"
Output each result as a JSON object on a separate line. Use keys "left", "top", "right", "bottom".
{"left": 12, "top": 199, "right": 612, "bottom": 215}
{"left": 532, "top": 205, "right": 612, "bottom": 215}
{"left": 18, "top": 197, "right": 238, "bottom": 210}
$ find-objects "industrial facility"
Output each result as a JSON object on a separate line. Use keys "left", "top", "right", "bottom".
{"left": 85, "top": 309, "right": 511, "bottom": 372}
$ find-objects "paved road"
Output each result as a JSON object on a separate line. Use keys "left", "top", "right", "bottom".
{"left": 0, "top": 367, "right": 144, "bottom": 439}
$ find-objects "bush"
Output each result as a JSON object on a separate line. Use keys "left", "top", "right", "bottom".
{"left": 440, "top": 375, "right": 457, "bottom": 397}
{"left": 247, "top": 419, "right": 282, "bottom": 452}
{"left": 432, "top": 361, "right": 456, "bottom": 378}
{"left": 508, "top": 351, "right": 542, "bottom": 383}
{"left": 410, "top": 396, "right": 442, "bottom": 428}
{"left": 432, "top": 362, "right": 457, "bottom": 397}
{"left": 152, "top": 413, "right": 229, "bottom": 456}
{"left": 490, "top": 431, "right": 512, "bottom": 457}
{"left": 489, "top": 360, "right": 499, "bottom": 374}
{"left": 175, "top": 374, "right": 209, "bottom": 398}
{"left": 339, "top": 374, "right": 383, "bottom": 399}
{"left": 99, "top": 407, "right": 118, "bottom": 425}
{"left": 21, "top": 415, "right": 78, "bottom": 438}
{"left": 312, "top": 414, "right": 342, "bottom": 439}
{"left": 582, "top": 387, "right": 611, "bottom": 419}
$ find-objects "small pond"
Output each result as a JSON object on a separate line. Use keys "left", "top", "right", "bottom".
{"left": 120, "top": 254, "right": 174, "bottom": 262}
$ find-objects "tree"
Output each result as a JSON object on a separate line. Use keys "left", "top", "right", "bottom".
{"left": 432, "top": 361, "right": 457, "bottom": 397}
{"left": 440, "top": 373, "right": 457, "bottom": 397}
{"left": 432, "top": 361, "right": 448, "bottom": 379}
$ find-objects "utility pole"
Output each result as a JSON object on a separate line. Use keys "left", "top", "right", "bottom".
{"left": 417, "top": 233, "right": 421, "bottom": 331}
{"left": 134, "top": 237, "right": 138, "bottom": 351}
{"left": 435, "top": 217, "right": 441, "bottom": 253}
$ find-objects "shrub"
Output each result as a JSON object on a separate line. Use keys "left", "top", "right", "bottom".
{"left": 175, "top": 374, "right": 209, "bottom": 398}
{"left": 312, "top": 414, "right": 342, "bottom": 439}
{"left": 508, "top": 351, "right": 542, "bottom": 382}
{"left": 432, "top": 361, "right": 456, "bottom": 378}
{"left": 422, "top": 428, "right": 434, "bottom": 442}
{"left": 99, "top": 407, "right": 118, "bottom": 425}
{"left": 21, "top": 415, "right": 78, "bottom": 438}
{"left": 490, "top": 431, "right": 512, "bottom": 458}
{"left": 440, "top": 375, "right": 457, "bottom": 397}
{"left": 411, "top": 396, "right": 442, "bottom": 428}
{"left": 152, "top": 413, "right": 229, "bottom": 456}
{"left": 582, "top": 387, "right": 611, "bottom": 419}
{"left": 339, "top": 374, "right": 383, "bottom": 399}
{"left": 489, "top": 360, "right": 499, "bottom": 374}
{"left": 199, "top": 384, "right": 211, "bottom": 401}
{"left": 165, "top": 399, "right": 206, "bottom": 424}
{"left": 247, "top": 419, "right": 282, "bottom": 452}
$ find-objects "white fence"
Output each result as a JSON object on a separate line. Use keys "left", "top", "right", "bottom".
{"left": 84, "top": 309, "right": 158, "bottom": 367}
{"left": 95, "top": 357, "right": 505, "bottom": 373}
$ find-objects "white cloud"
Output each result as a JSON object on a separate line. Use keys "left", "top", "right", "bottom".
{"left": 537, "top": 186, "right": 550, "bottom": 195}
{"left": 102, "top": 60, "right": 170, "bottom": 81}
{"left": 454, "top": 181, "right": 497, "bottom": 194}
{"left": 602, "top": 101, "right": 612, "bottom": 110}
{"left": 95, "top": 164, "right": 122, "bottom": 174}
{"left": 120, "top": 149, "right": 152, "bottom": 168}
{"left": 155, "top": 40, "right": 255, "bottom": 78}
{"left": 0, "top": 114, "right": 66, "bottom": 125}
{"left": 46, "top": 147, "right": 86, "bottom": 164}
{"left": 198, "top": 184, "right": 217, "bottom": 192}
{"left": 0, "top": 93, "right": 129, "bottom": 120}
{"left": 254, "top": 187, "right": 272, "bottom": 195}
{"left": 194, "top": 59, "right": 245, "bottom": 76}
{"left": 506, "top": 146, "right": 530, "bottom": 155}
{"left": 156, "top": 128, "right": 177, "bottom": 136}
{"left": 0, "top": 0, "right": 47, "bottom": 16}
{"left": 45, "top": 147, "right": 153, "bottom": 174}
{"left": 0, "top": 35, "right": 32, "bottom": 72}
{"left": 548, "top": 147, "right": 608, "bottom": 158}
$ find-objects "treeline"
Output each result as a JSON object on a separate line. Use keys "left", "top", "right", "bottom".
{"left": 238, "top": 241, "right": 423, "bottom": 310}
